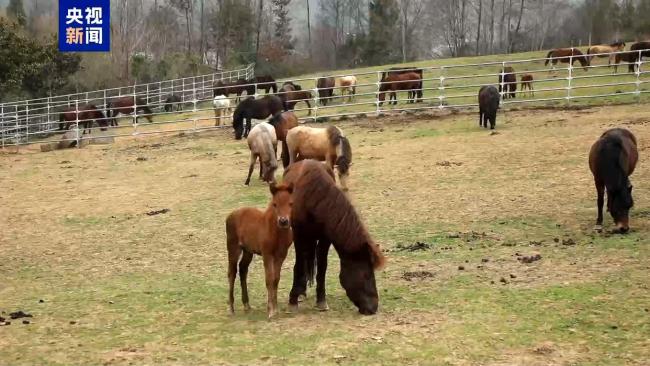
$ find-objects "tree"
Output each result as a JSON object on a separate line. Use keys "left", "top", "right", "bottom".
{"left": 272, "top": 0, "right": 293, "bottom": 53}
{"left": 475, "top": 0, "right": 483, "bottom": 55}
{"left": 168, "top": 0, "right": 194, "bottom": 55}
{"left": 363, "top": 0, "right": 400, "bottom": 65}
{"left": 7, "top": 0, "right": 27, "bottom": 26}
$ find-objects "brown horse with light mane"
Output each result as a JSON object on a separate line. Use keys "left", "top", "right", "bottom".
{"left": 545, "top": 48, "right": 590, "bottom": 71}
{"left": 378, "top": 72, "right": 422, "bottom": 105}
{"left": 283, "top": 160, "right": 385, "bottom": 315}
{"left": 587, "top": 41, "right": 625, "bottom": 66}
{"left": 589, "top": 128, "right": 638, "bottom": 233}
{"left": 226, "top": 182, "right": 294, "bottom": 318}
{"left": 268, "top": 111, "right": 299, "bottom": 168}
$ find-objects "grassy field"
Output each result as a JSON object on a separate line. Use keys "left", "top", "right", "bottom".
{"left": 1, "top": 103, "right": 649, "bottom": 365}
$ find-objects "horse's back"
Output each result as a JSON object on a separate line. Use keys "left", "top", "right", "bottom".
{"left": 227, "top": 207, "right": 266, "bottom": 252}
{"left": 590, "top": 128, "right": 638, "bottom": 177}
{"left": 287, "top": 126, "right": 329, "bottom": 160}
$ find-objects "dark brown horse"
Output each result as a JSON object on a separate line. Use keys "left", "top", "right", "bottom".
{"left": 253, "top": 75, "right": 278, "bottom": 94}
{"left": 478, "top": 86, "right": 500, "bottom": 129}
{"left": 283, "top": 160, "right": 385, "bottom": 315}
{"left": 382, "top": 67, "right": 423, "bottom": 100}
{"left": 278, "top": 82, "right": 312, "bottom": 115}
{"left": 268, "top": 111, "right": 299, "bottom": 168}
{"left": 316, "top": 77, "right": 336, "bottom": 106}
{"left": 213, "top": 79, "right": 255, "bottom": 102}
{"left": 589, "top": 128, "right": 638, "bottom": 233}
{"left": 232, "top": 95, "right": 284, "bottom": 140}
{"left": 58, "top": 104, "right": 108, "bottom": 134}
{"left": 498, "top": 66, "right": 517, "bottom": 99}
{"left": 108, "top": 96, "right": 153, "bottom": 126}
{"left": 630, "top": 41, "right": 650, "bottom": 59}
{"left": 614, "top": 51, "right": 640, "bottom": 73}
{"left": 545, "top": 48, "right": 590, "bottom": 71}
{"left": 378, "top": 72, "right": 422, "bottom": 106}
{"left": 226, "top": 182, "right": 294, "bottom": 318}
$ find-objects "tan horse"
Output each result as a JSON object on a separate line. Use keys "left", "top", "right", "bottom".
{"left": 587, "top": 41, "right": 625, "bottom": 66}
{"left": 245, "top": 122, "right": 278, "bottom": 186}
{"left": 286, "top": 125, "right": 352, "bottom": 191}
{"left": 338, "top": 76, "right": 357, "bottom": 103}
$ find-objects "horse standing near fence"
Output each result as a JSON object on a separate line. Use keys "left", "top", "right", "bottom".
{"left": 253, "top": 75, "right": 278, "bottom": 94}
{"left": 214, "top": 79, "right": 255, "bottom": 102}
{"left": 244, "top": 122, "right": 278, "bottom": 186}
{"left": 478, "top": 86, "right": 500, "bottom": 130}
{"left": 378, "top": 72, "right": 422, "bottom": 106}
{"left": 232, "top": 95, "right": 284, "bottom": 140}
{"left": 545, "top": 48, "right": 590, "bottom": 72}
{"left": 164, "top": 94, "right": 182, "bottom": 112}
{"left": 108, "top": 96, "right": 153, "bottom": 126}
{"left": 630, "top": 41, "right": 650, "bottom": 60}
{"left": 587, "top": 41, "right": 626, "bottom": 66}
{"left": 614, "top": 51, "right": 640, "bottom": 73}
{"left": 316, "top": 77, "right": 336, "bottom": 106}
{"left": 339, "top": 76, "right": 357, "bottom": 103}
{"left": 286, "top": 125, "right": 352, "bottom": 191}
{"left": 520, "top": 74, "right": 534, "bottom": 97}
{"left": 283, "top": 160, "right": 385, "bottom": 315}
{"left": 213, "top": 95, "right": 231, "bottom": 126}
{"left": 226, "top": 182, "right": 293, "bottom": 318}
{"left": 498, "top": 67, "right": 517, "bottom": 99}
{"left": 589, "top": 128, "right": 638, "bottom": 233}
{"left": 382, "top": 67, "right": 424, "bottom": 101}
{"left": 58, "top": 104, "right": 108, "bottom": 134}
{"left": 268, "top": 111, "right": 299, "bottom": 168}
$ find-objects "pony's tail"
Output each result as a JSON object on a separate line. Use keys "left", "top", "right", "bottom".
{"left": 336, "top": 136, "right": 352, "bottom": 176}
{"left": 545, "top": 50, "right": 554, "bottom": 66}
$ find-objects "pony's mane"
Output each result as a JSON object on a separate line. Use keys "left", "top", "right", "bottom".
{"left": 597, "top": 133, "right": 630, "bottom": 192}
{"left": 290, "top": 161, "right": 385, "bottom": 269}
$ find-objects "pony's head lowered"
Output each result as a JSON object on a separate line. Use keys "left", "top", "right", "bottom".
{"left": 232, "top": 106, "right": 245, "bottom": 140}
{"left": 339, "top": 238, "right": 385, "bottom": 315}
{"left": 608, "top": 179, "right": 634, "bottom": 233}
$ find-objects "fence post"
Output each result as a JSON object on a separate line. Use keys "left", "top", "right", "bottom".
{"left": 25, "top": 100, "right": 30, "bottom": 143}
{"left": 312, "top": 77, "right": 319, "bottom": 122}
{"left": 47, "top": 96, "right": 51, "bottom": 131}
{"left": 75, "top": 99, "right": 80, "bottom": 148}
{"left": 146, "top": 84, "right": 150, "bottom": 108}
{"left": 635, "top": 49, "right": 642, "bottom": 104}
{"left": 439, "top": 66, "right": 446, "bottom": 110}
{"left": 566, "top": 57, "right": 573, "bottom": 106}
{"left": 133, "top": 88, "right": 138, "bottom": 135}
{"left": 376, "top": 71, "right": 382, "bottom": 116}
{"left": 499, "top": 62, "right": 506, "bottom": 102}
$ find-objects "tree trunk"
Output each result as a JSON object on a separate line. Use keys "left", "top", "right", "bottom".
{"left": 476, "top": 0, "right": 482, "bottom": 55}
{"left": 185, "top": 7, "right": 191, "bottom": 55}
{"left": 199, "top": 0, "right": 205, "bottom": 60}
{"left": 489, "top": 0, "right": 495, "bottom": 53}
{"left": 505, "top": 0, "right": 512, "bottom": 53}
{"left": 499, "top": 0, "right": 506, "bottom": 52}
{"left": 307, "top": 0, "right": 312, "bottom": 60}
{"left": 256, "top": 0, "right": 263, "bottom": 59}
{"left": 509, "top": 0, "right": 524, "bottom": 52}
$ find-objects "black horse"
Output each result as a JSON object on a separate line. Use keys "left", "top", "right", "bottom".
{"left": 498, "top": 67, "right": 517, "bottom": 99}
{"left": 164, "top": 94, "right": 182, "bottom": 112}
{"left": 478, "top": 85, "right": 500, "bottom": 129}
{"left": 232, "top": 95, "right": 284, "bottom": 140}
{"left": 253, "top": 75, "right": 278, "bottom": 94}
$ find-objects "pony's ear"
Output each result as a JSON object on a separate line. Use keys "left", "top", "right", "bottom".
{"left": 269, "top": 182, "right": 278, "bottom": 195}
{"left": 287, "top": 182, "right": 294, "bottom": 194}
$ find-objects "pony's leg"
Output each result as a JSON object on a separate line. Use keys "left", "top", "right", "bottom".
{"left": 259, "top": 159, "right": 264, "bottom": 180}
{"left": 239, "top": 250, "right": 254, "bottom": 311}
{"left": 262, "top": 254, "right": 278, "bottom": 318}
{"left": 595, "top": 180, "right": 605, "bottom": 231}
{"left": 288, "top": 229, "right": 313, "bottom": 312}
{"left": 315, "top": 240, "right": 331, "bottom": 311}
{"left": 245, "top": 153, "right": 257, "bottom": 186}
{"left": 227, "top": 240, "right": 242, "bottom": 314}
{"left": 479, "top": 109, "right": 483, "bottom": 127}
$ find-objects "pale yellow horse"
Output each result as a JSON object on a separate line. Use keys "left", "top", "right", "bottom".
{"left": 587, "top": 41, "right": 626, "bottom": 66}
{"left": 338, "top": 76, "right": 357, "bottom": 103}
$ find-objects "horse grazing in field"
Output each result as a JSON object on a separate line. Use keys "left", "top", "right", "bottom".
{"left": 213, "top": 95, "right": 231, "bottom": 126}
{"left": 253, "top": 75, "right": 278, "bottom": 94}
{"left": 339, "top": 76, "right": 357, "bottom": 102}
{"left": 382, "top": 67, "right": 424, "bottom": 100}
{"left": 520, "top": 74, "right": 534, "bottom": 97}
{"left": 108, "top": 96, "right": 153, "bottom": 126}
{"left": 587, "top": 41, "right": 625, "bottom": 65}
{"left": 164, "top": 94, "right": 182, "bottom": 112}
{"left": 614, "top": 52, "right": 640, "bottom": 73}
{"left": 268, "top": 111, "right": 299, "bottom": 168}
{"left": 545, "top": 48, "right": 590, "bottom": 71}
{"left": 283, "top": 160, "right": 385, "bottom": 315}
{"left": 378, "top": 72, "right": 422, "bottom": 106}
{"left": 214, "top": 79, "right": 255, "bottom": 102}
{"left": 59, "top": 104, "right": 108, "bottom": 134}
{"left": 316, "top": 77, "right": 336, "bottom": 106}
{"left": 244, "top": 122, "right": 278, "bottom": 186}
{"left": 589, "top": 128, "right": 638, "bottom": 234}
{"left": 478, "top": 86, "right": 500, "bottom": 129}
{"left": 286, "top": 125, "right": 352, "bottom": 191}
{"left": 279, "top": 82, "right": 313, "bottom": 115}
{"left": 630, "top": 41, "right": 650, "bottom": 59}
{"left": 232, "top": 95, "right": 284, "bottom": 140}
{"left": 498, "top": 67, "right": 517, "bottom": 99}
{"left": 226, "top": 182, "right": 294, "bottom": 318}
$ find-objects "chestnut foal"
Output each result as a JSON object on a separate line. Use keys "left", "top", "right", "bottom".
{"left": 225, "top": 183, "right": 293, "bottom": 318}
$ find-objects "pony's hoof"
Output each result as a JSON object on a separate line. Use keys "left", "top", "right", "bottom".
{"left": 228, "top": 307, "right": 235, "bottom": 315}
{"left": 594, "top": 225, "right": 603, "bottom": 232}
{"left": 267, "top": 310, "right": 277, "bottom": 319}
{"left": 298, "top": 294, "right": 307, "bottom": 302}
{"left": 315, "top": 301, "right": 329, "bottom": 312}
{"left": 243, "top": 304, "right": 251, "bottom": 312}
{"left": 286, "top": 303, "right": 299, "bottom": 313}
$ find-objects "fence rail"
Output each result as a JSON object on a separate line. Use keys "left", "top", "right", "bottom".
{"left": 1, "top": 49, "right": 648, "bottom": 149}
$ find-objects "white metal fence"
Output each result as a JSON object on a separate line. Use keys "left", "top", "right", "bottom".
{"left": 0, "top": 63, "right": 255, "bottom": 146}
{"left": 1, "top": 49, "right": 648, "bottom": 149}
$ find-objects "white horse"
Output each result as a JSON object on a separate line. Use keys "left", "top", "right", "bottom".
{"left": 213, "top": 95, "right": 231, "bottom": 126}
{"left": 338, "top": 76, "right": 357, "bottom": 103}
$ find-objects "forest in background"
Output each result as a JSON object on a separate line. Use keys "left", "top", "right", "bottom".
{"left": 1, "top": 0, "right": 650, "bottom": 101}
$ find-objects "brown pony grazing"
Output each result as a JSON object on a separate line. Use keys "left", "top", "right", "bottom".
{"left": 226, "top": 182, "right": 294, "bottom": 318}
{"left": 279, "top": 83, "right": 313, "bottom": 115}
{"left": 244, "top": 122, "right": 278, "bottom": 186}
{"left": 520, "top": 74, "right": 534, "bottom": 97}
{"left": 589, "top": 128, "right": 638, "bottom": 233}
{"left": 58, "top": 104, "right": 108, "bottom": 134}
{"left": 213, "top": 79, "right": 255, "bottom": 102}
{"left": 283, "top": 160, "right": 385, "bottom": 315}
{"left": 498, "top": 67, "right": 517, "bottom": 99}
{"left": 587, "top": 41, "right": 625, "bottom": 65}
{"left": 338, "top": 76, "right": 357, "bottom": 102}
{"left": 268, "top": 111, "right": 299, "bottom": 168}
{"left": 378, "top": 72, "right": 422, "bottom": 106}
{"left": 545, "top": 48, "right": 590, "bottom": 71}
{"left": 232, "top": 95, "right": 284, "bottom": 140}
{"left": 316, "top": 77, "right": 336, "bottom": 106}
{"left": 614, "top": 51, "right": 640, "bottom": 73}
{"left": 381, "top": 67, "right": 424, "bottom": 101}
{"left": 108, "top": 96, "right": 153, "bottom": 126}
{"left": 253, "top": 75, "right": 278, "bottom": 94}
{"left": 286, "top": 125, "right": 352, "bottom": 191}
